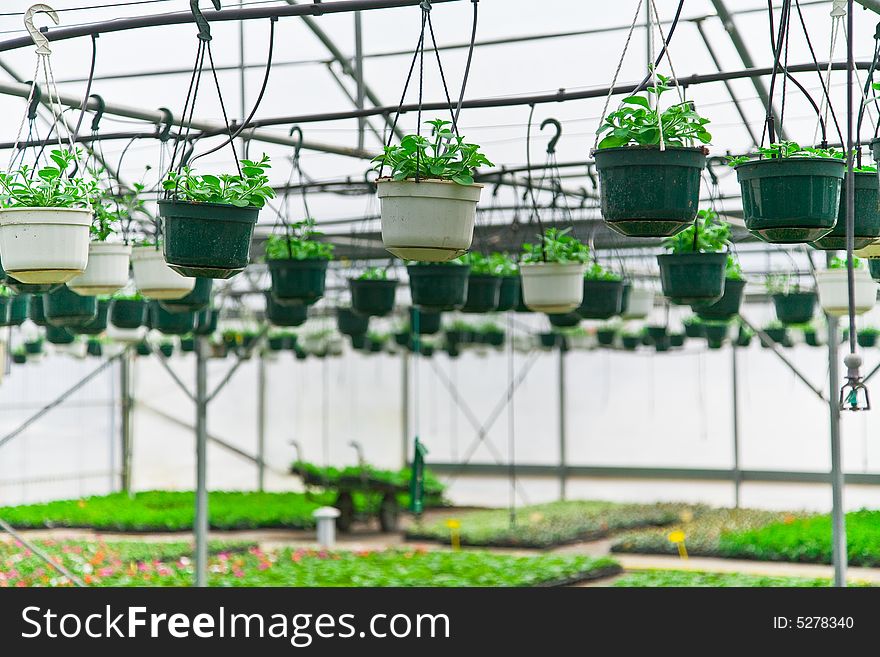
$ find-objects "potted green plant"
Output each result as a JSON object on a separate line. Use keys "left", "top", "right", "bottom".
{"left": 621, "top": 332, "right": 640, "bottom": 351}
{"left": 24, "top": 338, "right": 43, "bottom": 355}
{"left": 110, "top": 293, "right": 147, "bottom": 329}
{"left": 44, "top": 286, "right": 97, "bottom": 328}
{"left": 7, "top": 293, "right": 29, "bottom": 327}
{"left": 45, "top": 325, "right": 76, "bottom": 345}
{"left": 519, "top": 228, "right": 588, "bottom": 312}
{"left": 731, "top": 142, "right": 845, "bottom": 243}
{"left": 694, "top": 254, "right": 747, "bottom": 321}
{"left": 194, "top": 308, "right": 218, "bottom": 335}
{"left": 337, "top": 307, "right": 369, "bottom": 337}
{"left": 404, "top": 307, "right": 442, "bottom": 335}
{"left": 160, "top": 155, "right": 273, "bottom": 278}
{"left": 646, "top": 325, "right": 668, "bottom": 343}
{"left": 76, "top": 298, "right": 110, "bottom": 335}
{"left": 264, "top": 292, "right": 308, "bottom": 327}
{"left": 11, "top": 348, "right": 26, "bottom": 364}
{"left": 180, "top": 335, "right": 196, "bottom": 352}
{"left": 537, "top": 332, "right": 559, "bottom": 349}
{"left": 735, "top": 324, "right": 754, "bottom": 347}
{"left": 857, "top": 327, "right": 879, "bottom": 348}
{"left": 658, "top": 209, "right": 728, "bottom": 305}
{"left": 407, "top": 259, "right": 470, "bottom": 311}
{"left": 459, "top": 252, "right": 502, "bottom": 313}
{"left": 158, "top": 341, "right": 175, "bottom": 358}
{"left": 761, "top": 321, "right": 791, "bottom": 348}
{"left": 373, "top": 118, "right": 491, "bottom": 261}
{"left": 135, "top": 340, "right": 152, "bottom": 356}
{"left": 596, "top": 326, "right": 617, "bottom": 346}
{"left": 349, "top": 332, "right": 368, "bottom": 351}
{"left": 669, "top": 332, "right": 686, "bottom": 347}
{"left": 159, "top": 277, "right": 212, "bottom": 314}
{"left": 594, "top": 73, "right": 710, "bottom": 237}
{"left": 816, "top": 256, "right": 877, "bottom": 316}
{"left": 28, "top": 293, "right": 47, "bottom": 326}
{"left": 86, "top": 339, "right": 103, "bottom": 357}
{"left": 682, "top": 316, "right": 705, "bottom": 338}
{"left": 149, "top": 301, "right": 195, "bottom": 335}
{"left": 703, "top": 321, "right": 729, "bottom": 349}
{"left": 767, "top": 274, "right": 817, "bottom": 325}
{"left": 577, "top": 261, "right": 623, "bottom": 320}
{"left": 266, "top": 219, "right": 333, "bottom": 306}
{"left": 131, "top": 241, "right": 196, "bottom": 300}
{"left": 0, "top": 149, "right": 95, "bottom": 284}
{"left": 480, "top": 322, "right": 505, "bottom": 347}
{"left": 547, "top": 311, "right": 581, "bottom": 328}
{"left": 812, "top": 161, "right": 880, "bottom": 250}
{"left": 349, "top": 267, "right": 397, "bottom": 317}
{"left": 489, "top": 253, "right": 520, "bottom": 311}
{"left": 802, "top": 325, "right": 822, "bottom": 347}
{"left": 653, "top": 334, "right": 671, "bottom": 352}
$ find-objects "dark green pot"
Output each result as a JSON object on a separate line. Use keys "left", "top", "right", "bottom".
{"left": 646, "top": 325, "right": 667, "bottom": 342}
{"left": 7, "top": 294, "right": 29, "bottom": 326}
{"left": 349, "top": 333, "right": 367, "bottom": 350}
{"left": 159, "top": 200, "right": 260, "bottom": 279}
{"left": 548, "top": 312, "right": 581, "bottom": 328}
{"left": 538, "top": 332, "right": 558, "bottom": 349}
{"left": 420, "top": 344, "right": 435, "bottom": 357}
{"left": 621, "top": 335, "right": 639, "bottom": 351}
{"left": 578, "top": 279, "right": 624, "bottom": 320}
{"left": 350, "top": 278, "right": 398, "bottom": 317}
{"left": 595, "top": 146, "right": 706, "bottom": 237}
{"left": 181, "top": 337, "right": 196, "bottom": 352}
{"left": 269, "top": 258, "right": 329, "bottom": 306}
{"left": 265, "top": 292, "right": 308, "bottom": 327}
{"left": 6, "top": 280, "right": 60, "bottom": 295}
{"left": 110, "top": 298, "right": 147, "bottom": 329}
{"left": 446, "top": 345, "right": 460, "bottom": 358}
{"left": 870, "top": 259, "right": 880, "bottom": 283}
{"left": 858, "top": 332, "right": 878, "bottom": 348}
{"left": 497, "top": 276, "right": 520, "bottom": 312}
{"left": 803, "top": 329, "right": 820, "bottom": 347}
{"left": 514, "top": 282, "right": 533, "bottom": 313}
{"left": 394, "top": 332, "right": 410, "bottom": 347}
{"left": 24, "top": 340, "right": 43, "bottom": 355}
{"left": 484, "top": 331, "right": 504, "bottom": 347}
{"left": 461, "top": 274, "right": 501, "bottom": 313}
{"left": 87, "top": 340, "right": 103, "bottom": 357}
{"left": 736, "top": 328, "right": 753, "bottom": 347}
{"left": 12, "top": 352, "right": 26, "bottom": 364}
{"left": 657, "top": 252, "right": 727, "bottom": 305}
{"left": 159, "top": 277, "right": 213, "bottom": 313}
{"left": 407, "top": 264, "right": 470, "bottom": 311}
{"left": 703, "top": 323, "right": 729, "bottom": 345}
{"left": 150, "top": 302, "right": 195, "bottom": 335}
{"left": 136, "top": 341, "right": 152, "bottom": 356}
{"left": 159, "top": 343, "right": 174, "bottom": 358}
{"left": 45, "top": 287, "right": 97, "bottom": 328}
{"left": 773, "top": 292, "right": 817, "bottom": 325}
{"left": 596, "top": 329, "right": 616, "bottom": 346}
{"left": 76, "top": 299, "right": 110, "bottom": 335}
{"left": 45, "top": 325, "right": 75, "bottom": 345}
{"left": 194, "top": 308, "right": 219, "bottom": 335}
{"left": 337, "top": 307, "right": 369, "bottom": 337}
{"left": 762, "top": 327, "right": 790, "bottom": 348}
{"left": 368, "top": 339, "right": 384, "bottom": 353}
{"left": 654, "top": 335, "right": 671, "bottom": 352}
{"left": 736, "top": 157, "right": 844, "bottom": 243}
{"left": 683, "top": 321, "right": 705, "bottom": 338}
{"left": 641, "top": 333, "right": 653, "bottom": 346}
{"left": 669, "top": 332, "right": 686, "bottom": 347}
{"left": 28, "top": 294, "right": 47, "bottom": 326}
{"left": 811, "top": 172, "right": 880, "bottom": 250}
{"left": 445, "top": 330, "right": 464, "bottom": 347}
{"left": 408, "top": 307, "right": 442, "bottom": 335}
{"left": 294, "top": 347, "right": 307, "bottom": 360}
{"left": 693, "top": 278, "right": 746, "bottom": 321}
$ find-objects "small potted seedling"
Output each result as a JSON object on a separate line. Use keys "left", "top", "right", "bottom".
{"left": 110, "top": 292, "right": 147, "bottom": 329}
{"left": 694, "top": 253, "right": 746, "bottom": 321}
{"left": 816, "top": 256, "right": 878, "bottom": 316}
{"left": 28, "top": 293, "right": 48, "bottom": 326}
{"left": 373, "top": 118, "right": 491, "bottom": 261}
{"left": 577, "top": 260, "right": 623, "bottom": 320}
{"left": 337, "top": 306, "right": 369, "bottom": 337}
{"left": 761, "top": 321, "right": 791, "bottom": 348}
{"left": 766, "top": 273, "right": 817, "bottom": 325}
{"left": 149, "top": 301, "right": 195, "bottom": 335}
{"left": 266, "top": 219, "right": 333, "bottom": 306}
{"left": 44, "top": 285, "right": 97, "bottom": 328}
{"left": 657, "top": 209, "right": 728, "bottom": 305}
{"left": 76, "top": 298, "right": 111, "bottom": 335}
{"left": 459, "top": 252, "right": 502, "bottom": 313}
{"left": 349, "top": 267, "right": 398, "bottom": 317}
{"left": 264, "top": 292, "right": 308, "bottom": 327}
{"left": 857, "top": 327, "right": 879, "bottom": 348}
{"left": 407, "top": 258, "right": 471, "bottom": 311}
{"left": 519, "top": 228, "right": 588, "bottom": 313}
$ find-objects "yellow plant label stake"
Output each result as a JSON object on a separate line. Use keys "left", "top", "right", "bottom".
{"left": 668, "top": 530, "right": 688, "bottom": 560}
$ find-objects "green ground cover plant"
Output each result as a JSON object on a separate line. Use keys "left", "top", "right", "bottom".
{"left": 612, "top": 569, "right": 864, "bottom": 588}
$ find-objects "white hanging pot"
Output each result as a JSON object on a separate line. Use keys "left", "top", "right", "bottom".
{"left": 130, "top": 246, "right": 195, "bottom": 300}
{"left": 816, "top": 268, "right": 878, "bottom": 316}
{"left": 66, "top": 242, "right": 132, "bottom": 296}
{"left": 0, "top": 207, "right": 92, "bottom": 284}
{"left": 622, "top": 287, "right": 655, "bottom": 320}
{"left": 377, "top": 179, "right": 481, "bottom": 262}
{"left": 106, "top": 324, "right": 147, "bottom": 343}
{"left": 519, "top": 262, "right": 586, "bottom": 313}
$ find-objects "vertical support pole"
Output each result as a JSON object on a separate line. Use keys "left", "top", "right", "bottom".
{"left": 507, "top": 312, "right": 516, "bottom": 527}
{"left": 256, "top": 352, "right": 266, "bottom": 492}
{"left": 645, "top": 0, "right": 653, "bottom": 67}
{"left": 194, "top": 336, "right": 209, "bottom": 588}
{"left": 401, "top": 351, "right": 410, "bottom": 468}
{"left": 558, "top": 346, "right": 567, "bottom": 501}
{"left": 731, "top": 343, "right": 742, "bottom": 508}
{"left": 827, "top": 311, "right": 847, "bottom": 588}
{"left": 120, "top": 347, "right": 133, "bottom": 494}
{"left": 354, "top": 10, "right": 366, "bottom": 152}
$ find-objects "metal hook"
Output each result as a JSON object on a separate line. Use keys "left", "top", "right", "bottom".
{"left": 88, "top": 94, "right": 105, "bottom": 133}
{"left": 25, "top": 81, "right": 42, "bottom": 121}
{"left": 289, "top": 125, "right": 304, "bottom": 163}
{"left": 24, "top": 5, "right": 58, "bottom": 56}
{"left": 540, "top": 118, "right": 562, "bottom": 155}
{"left": 156, "top": 107, "right": 173, "bottom": 142}
{"left": 190, "top": 0, "right": 221, "bottom": 42}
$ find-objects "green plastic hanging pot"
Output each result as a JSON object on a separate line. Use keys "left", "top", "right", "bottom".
{"left": 269, "top": 258, "right": 328, "bottom": 306}
{"left": 484, "top": 330, "right": 504, "bottom": 347}
{"left": 349, "top": 278, "right": 398, "bottom": 317}
{"left": 267, "top": 335, "right": 286, "bottom": 351}
{"left": 870, "top": 259, "right": 880, "bottom": 283}
{"left": 803, "top": 329, "right": 820, "bottom": 347}
{"left": 350, "top": 333, "right": 367, "bottom": 350}
{"left": 149, "top": 301, "right": 195, "bottom": 335}
{"left": 45, "top": 325, "right": 75, "bottom": 345}
{"left": 45, "top": 287, "right": 97, "bottom": 328}
{"left": 110, "top": 298, "right": 147, "bottom": 329}
{"left": 736, "top": 157, "right": 844, "bottom": 243}
{"left": 159, "top": 342, "right": 174, "bottom": 358}
{"left": 538, "top": 332, "right": 558, "bottom": 349}
{"left": 547, "top": 312, "right": 581, "bottom": 328}
{"left": 76, "top": 299, "right": 110, "bottom": 335}
{"left": 86, "top": 340, "right": 103, "bottom": 357}
{"left": 640, "top": 333, "right": 653, "bottom": 346}
{"left": 578, "top": 279, "right": 624, "bottom": 320}
{"left": 703, "top": 322, "right": 729, "bottom": 347}
{"left": 858, "top": 331, "right": 878, "bottom": 348}
{"left": 657, "top": 252, "right": 727, "bottom": 305}
{"left": 621, "top": 335, "right": 639, "bottom": 351}
{"left": 461, "top": 274, "right": 501, "bottom": 313}
{"left": 337, "top": 307, "right": 369, "bottom": 336}
{"left": 772, "top": 291, "right": 817, "bottom": 325}
{"left": 446, "top": 344, "right": 460, "bottom": 358}
{"left": 811, "top": 171, "right": 880, "bottom": 250}
{"left": 368, "top": 338, "right": 383, "bottom": 353}
{"left": 653, "top": 335, "right": 671, "bottom": 352}
{"left": 693, "top": 278, "right": 746, "bottom": 321}
{"left": 596, "top": 328, "right": 616, "bottom": 346}
{"left": 683, "top": 321, "right": 705, "bottom": 338}
{"left": 7, "top": 294, "right": 29, "bottom": 326}
{"left": 6, "top": 279, "right": 61, "bottom": 295}
{"left": 24, "top": 339, "right": 43, "bottom": 354}
{"left": 594, "top": 146, "right": 706, "bottom": 237}
{"left": 407, "top": 264, "right": 470, "bottom": 311}
{"left": 180, "top": 337, "right": 196, "bottom": 352}
{"left": 736, "top": 327, "right": 753, "bottom": 347}
{"left": 669, "top": 332, "right": 686, "bottom": 348}
{"left": 0, "top": 296, "right": 11, "bottom": 326}
{"left": 646, "top": 325, "right": 668, "bottom": 342}
{"left": 194, "top": 309, "right": 218, "bottom": 335}
{"left": 135, "top": 341, "right": 152, "bottom": 356}
{"left": 28, "top": 294, "right": 47, "bottom": 326}
{"left": 159, "top": 200, "right": 260, "bottom": 279}
{"left": 265, "top": 292, "right": 308, "bottom": 327}
{"left": 12, "top": 352, "right": 26, "bottom": 364}
{"left": 408, "top": 307, "right": 442, "bottom": 335}
{"left": 496, "top": 276, "right": 520, "bottom": 312}
{"left": 762, "top": 327, "right": 790, "bottom": 348}
{"left": 159, "top": 277, "right": 213, "bottom": 313}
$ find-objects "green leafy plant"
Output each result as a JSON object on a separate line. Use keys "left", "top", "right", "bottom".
{"left": 726, "top": 255, "right": 743, "bottom": 280}
{"left": 357, "top": 267, "right": 389, "bottom": 281}
{"left": 112, "top": 292, "right": 144, "bottom": 301}
{"left": 728, "top": 142, "right": 848, "bottom": 167}
{"left": 584, "top": 261, "right": 621, "bottom": 281}
{"left": 489, "top": 252, "right": 518, "bottom": 276}
{"left": 597, "top": 73, "right": 711, "bottom": 149}
{"left": 266, "top": 219, "right": 334, "bottom": 261}
{"left": 521, "top": 228, "right": 590, "bottom": 264}
{"left": 765, "top": 273, "right": 801, "bottom": 295}
{"left": 372, "top": 118, "right": 493, "bottom": 185}
{"left": 90, "top": 182, "right": 145, "bottom": 241}
{"left": 459, "top": 252, "right": 497, "bottom": 275}
{"left": 828, "top": 256, "right": 864, "bottom": 270}
{"left": 663, "top": 208, "right": 730, "bottom": 254}
{"left": 0, "top": 149, "right": 97, "bottom": 208}
{"left": 162, "top": 154, "right": 274, "bottom": 208}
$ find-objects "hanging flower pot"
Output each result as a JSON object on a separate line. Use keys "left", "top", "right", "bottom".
{"left": 857, "top": 329, "right": 879, "bottom": 348}
{"left": 149, "top": 301, "right": 196, "bottom": 335}
{"left": 45, "top": 325, "right": 76, "bottom": 345}
{"left": 86, "top": 339, "right": 103, "bottom": 357}
{"left": 159, "top": 277, "right": 213, "bottom": 314}
{"left": 811, "top": 172, "right": 880, "bottom": 250}
{"left": 484, "top": 328, "right": 504, "bottom": 347}
{"left": 269, "top": 259, "right": 329, "bottom": 306}
{"left": 408, "top": 307, "right": 442, "bottom": 335}
{"left": 159, "top": 201, "right": 260, "bottom": 279}
{"left": 0, "top": 295, "right": 11, "bottom": 326}
{"left": 547, "top": 312, "right": 581, "bottom": 328}
{"left": 761, "top": 326, "right": 790, "bottom": 348}
{"left": 657, "top": 253, "right": 727, "bottom": 305}
{"left": 24, "top": 339, "right": 43, "bottom": 355}
{"left": 110, "top": 297, "right": 147, "bottom": 329}
{"left": 179, "top": 336, "right": 196, "bottom": 352}
{"left": 407, "top": 263, "right": 470, "bottom": 311}
{"left": 461, "top": 274, "right": 501, "bottom": 313}
{"left": 694, "top": 278, "right": 746, "bottom": 321}
{"left": 349, "top": 277, "right": 398, "bottom": 317}
{"left": 0, "top": 207, "right": 92, "bottom": 284}
{"left": 131, "top": 246, "right": 196, "bottom": 300}
{"left": 66, "top": 242, "right": 131, "bottom": 296}
{"left": 772, "top": 291, "right": 817, "bottom": 325}
{"left": 578, "top": 279, "right": 624, "bottom": 320}
{"left": 337, "top": 307, "right": 369, "bottom": 336}
{"left": 646, "top": 325, "right": 668, "bottom": 343}
{"left": 669, "top": 332, "right": 686, "bottom": 347}
{"left": 621, "top": 335, "right": 640, "bottom": 351}
{"left": 159, "top": 342, "right": 175, "bottom": 358}
{"left": 816, "top": 267, "right": 878, "bottom": 316}
{"left": 265, "top": 292, "right": 308, "bottom": 327}
{"left": 349, "top": 333, "right": 367, "bottom": 350}
{"left": 75, "top": 299, "right": 110, "bottom": 335}
{"left": 653, "top": 334, "right": 671, "bottom": 352}
{"left": 736, "top": 156, "right": 844, "bottom": 243}
{"left": 194, "top": 308, "right": 219, "bottom": 335}
{"left": 496, "top": 275, "right": 520, "bottom": 312}
{"left": 7, "top": 294, "right": 29, "bottom": 326}
{"left": 45, "top": 287, "right": 97, "bottom": 328}
{"left": 538, "top": 332, "right": 559, "bottom": 349}
{"left": 135, "top": 341, "right": 152, "bottom": 356}
{"left": 682, "top": 318, "right": 705, "bottom": 338}
{"left": 621, "top": 286, "right": 654, "bottom": 320}
{"left": 870, "top": 259, "right": 880, "bottom": 283}
{"left": 703, "top": 322, "right": 729, "bottom": 349}
{"left": 28, "top": 294, "right": 47, "bottom": 326}
{"left": 735, "top": 326, "right": 753, "bottom": 347}
{"left": 520, "top": 263, "right": 585, "bottom": 313}
{"left": 594, "top": 146, "right": 707, "bottom": 237}
{"left": 596, "top": 328, "right": 616, "bottom": 346}
{"left": 802, "top": 328, "right": 821, "bottom": 347}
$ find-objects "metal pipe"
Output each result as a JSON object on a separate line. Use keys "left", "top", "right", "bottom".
{"left": 354, "top": 10, "right": 366, "bottom": 151}
{"left": 153, "top": 350, "right": 196, "bottom": 402}
{"left": 120, "top": 347, "right": 133, "bottom": 494}
{"left": 0, "top": 517, "right": 85, "bottom": 587}
{"left": 558, "top": 346, "right": 567, "bottom": 501}
{"left": 827, "top": 312, "right": 848, "bottom": 587}
{"left": 731, "top": 343, "right": 741, "bottom": 508}
{"left": 257, "top": 352, "right": 267, "bottom": 491}
{"left": 194, "top": 336, "right": 209, "bottom": 588}
{"left": 401, "top": 351, "right": 409, "bottom": 468}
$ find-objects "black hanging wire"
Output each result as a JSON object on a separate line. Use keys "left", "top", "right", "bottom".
{"left": 524, "top": 104, "right": 546, "bottom": 262}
